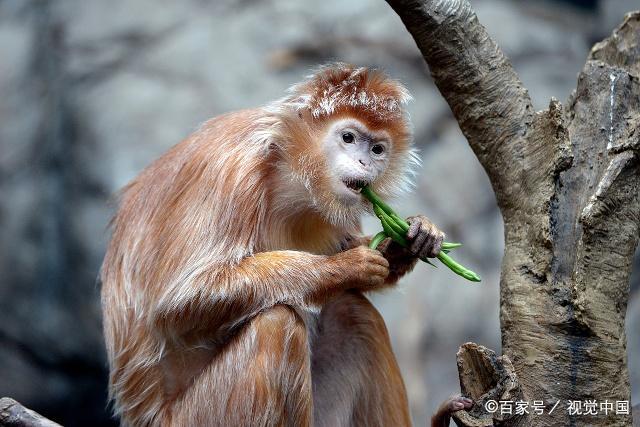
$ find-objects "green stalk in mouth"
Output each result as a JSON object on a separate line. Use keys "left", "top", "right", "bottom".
{"left": 361, "top": 186, "right": 481, "bottom": 283}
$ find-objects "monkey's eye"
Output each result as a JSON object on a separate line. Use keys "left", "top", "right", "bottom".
{"left": 371, "top": 144, "right": 385, "bottom": 155}
{"left": 342, "top": 132, "right": 355, "bottom": 144}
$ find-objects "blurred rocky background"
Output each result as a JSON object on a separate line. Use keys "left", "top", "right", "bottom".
{"left": 0, "top": 0, "right": 638, "bottom": 425}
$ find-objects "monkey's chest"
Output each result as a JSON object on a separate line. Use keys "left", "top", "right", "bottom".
{"left": 294, "top": 306, "right": 322, "bottom": 348}
{"left": 262, "top": 212, "right": 350, "bottom": 256}
{"left": 263, "top": 231, "right": 346, "bottom": 256}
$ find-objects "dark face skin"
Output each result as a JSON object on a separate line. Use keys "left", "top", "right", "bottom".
{"left": 322, "top": 117, "right": 391, "bottom": 205}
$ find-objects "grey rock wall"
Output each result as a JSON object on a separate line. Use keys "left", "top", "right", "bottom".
{"left": 0, "top": 0, "right": 637, "bottom": 425}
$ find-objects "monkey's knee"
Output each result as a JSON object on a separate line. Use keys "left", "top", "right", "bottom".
{"left": 251, "top": 306, "right": 313, "bottom": 425}
{"left": 169, "top": 306, "right": 312, "bottom": 426}
{"left": 250, "top": 305, "right": 312, "bottom": 395}
{"left": 251, "top": 305, "right": 308, "bottom": 356}
{"left": 255, "top": 304, "right": 304, "bottom": 328}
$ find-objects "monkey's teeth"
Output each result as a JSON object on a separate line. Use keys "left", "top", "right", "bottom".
{"left": 343, "top": 179, "right": 367, "bottom": 193}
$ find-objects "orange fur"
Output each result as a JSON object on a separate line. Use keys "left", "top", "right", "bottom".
{"left": 101, "top": 64, "right": 416, "bottom": 426}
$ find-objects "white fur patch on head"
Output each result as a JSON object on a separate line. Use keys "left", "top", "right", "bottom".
{"left": 281, "top": 63, "right": 412, "bottom": 121}
{"left": 263, "top": 63, "right": 418, "bottom": 227}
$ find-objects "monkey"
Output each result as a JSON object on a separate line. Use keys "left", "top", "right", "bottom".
{"left": 101, "top": 63, "right": 469, "bottom": 426}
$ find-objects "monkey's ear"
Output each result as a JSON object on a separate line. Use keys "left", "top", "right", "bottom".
{"left": 266, "top": 141, "right": 286, "bottom": 158}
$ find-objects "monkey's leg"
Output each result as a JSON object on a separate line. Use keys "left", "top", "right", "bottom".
{"left": 311, "top": 291, "right": 411, "bottom": 427}
{"left": 167, "top": 305, "right": 313, "bottom": 427}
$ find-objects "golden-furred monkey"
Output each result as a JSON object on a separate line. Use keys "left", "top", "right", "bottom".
{"left": 101, "top": 63, "right": 466, "bottom": 426}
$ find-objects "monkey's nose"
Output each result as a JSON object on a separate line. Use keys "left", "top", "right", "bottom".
{"left": 358, "top": 159, "right": 368, "bottom": 167}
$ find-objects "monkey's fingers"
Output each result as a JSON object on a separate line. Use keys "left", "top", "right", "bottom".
{"left": 409, "top": 228, "right": 429, "bottom": 255}
{"left": 406, "top": 216, "right": 445, "bottom": 259}
{"left": 365, "top": 264, "right": 389, "bottom": 279}
{"left": 418, "top": 228, "right": 444, "bottom": 259}
{"left": 406, "top": 216, "right": 422, "bottom": 240}
{"left": 357, "top": 264, "right": 389, "bottom": 288}
{"left": 367, "top": 276, "right": 385, "bottom": 287}
{"left": 367, "top": 251, "right": 390, "bottom": 268}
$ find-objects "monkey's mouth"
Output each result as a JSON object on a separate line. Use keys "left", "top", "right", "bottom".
{"left": 342, "top": 178, "right": 369, "bottom": 194}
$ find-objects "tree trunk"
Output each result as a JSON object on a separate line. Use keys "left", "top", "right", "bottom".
{"left": 385, "top": 1, "right": 640, "bottom": 426}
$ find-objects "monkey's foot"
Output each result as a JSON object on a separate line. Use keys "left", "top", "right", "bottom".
{"left": 431, "top": 394, "right": 473, "bottom": 427}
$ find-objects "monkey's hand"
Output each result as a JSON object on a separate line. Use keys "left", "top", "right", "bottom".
{"left": 339, "top": 234, "right": 370, "bottom": 251}
{"left": 431, "top": 395, "right": 473, "bottom": 427}
{"left": 329, "top": 246, "right": 390, "bottom": 290}
{"left": 377, "top": 237, "right": 417, "bottom": 284}
{"left": 405, "top": 215, "right": 445, "bottom": 259}
{"left": 376, "top": 215, "right": 445, "bottom": 284}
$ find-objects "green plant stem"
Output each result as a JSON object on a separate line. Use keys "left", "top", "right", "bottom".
{"left": 361, "top": 186, "right": 395, "bottom": 216}
{"left": 369, "top": 232, "right": 388, "bottom": 250}
{"left": 436, "top": 252, "right": 482, "bottom": 282}
{"left": 374, "top": 206, "right": 407, "bottom": 240}
{"left": 362, "top": 186, "right": 481, "bottom": 282}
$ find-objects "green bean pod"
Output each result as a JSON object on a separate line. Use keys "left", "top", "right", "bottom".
{"left": 390, "top": 214, "right": 410, "bottom": 232}
{"left": 379, "top": 212, "right": 408, "bottom": 247}
{"left": 374, "top": 206, "right": 406, "bottom": 238}
{"left": 361, "top": 185, "right": 481, "bottom": 282}
{"left": 436, "top": 252, "right": 481, "bottom": 282}
{"left": 442, "top": 242, "right": 462, "bottom": 250}
{"left": 361, "top": 186, "right": 395, "bottom": 216}
{"left": 369, "top": 231, "right": 388, "bottom": 250}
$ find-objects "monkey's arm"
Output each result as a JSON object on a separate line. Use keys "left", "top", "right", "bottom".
{"left": 340, "top": 234, "right": 371, "bottom": 250}
{"left": 152, "top": 247, "right": 388, "bottom": 338}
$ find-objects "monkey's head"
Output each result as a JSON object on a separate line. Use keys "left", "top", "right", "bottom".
{"left": 274, "top": 64, "right": 418, "bottom": 226}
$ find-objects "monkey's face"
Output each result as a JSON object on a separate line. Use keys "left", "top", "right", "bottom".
{"left": 322, "top": 118, "right": 391, "bottom": 206}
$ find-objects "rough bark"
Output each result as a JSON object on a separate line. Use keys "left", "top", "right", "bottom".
{"left": 0, "top": 398, "right": 61, "bottom": 427}
{"left": 452, "top": 343, "right": 527, "bottom": 427}
{"left": 386, "top": 1, "right": 640, "bottom": 426}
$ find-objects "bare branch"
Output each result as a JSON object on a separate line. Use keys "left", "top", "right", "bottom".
{"left": 386, "top": 2, "right": 639, "bottom": 425}
{"left": 451, "top": 343, "right": 528, "bottom": 427}
{"left": 590, "top": 12, "right": 640, "bottom": 78}
{"left": 384, "top": 0, "right": 534, "bottom": 206}
{"left": 0, "top": 398, "right": 61, "bottom": 427}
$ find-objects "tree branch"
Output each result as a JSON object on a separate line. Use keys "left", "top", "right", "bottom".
{"left": 386, "top": 1, "right": 640, "bottom": 425}
{"left": 0, "top": 398, "right": 61, "bottom": 427}
{"left": 384, "top": 0, "right": 534, "bottom": 207}
{"left": 452, "top": 343, "right": 528, "bottom": 427}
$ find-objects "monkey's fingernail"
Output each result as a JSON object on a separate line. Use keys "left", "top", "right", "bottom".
{"left": 453, "top": 402, "right": 464, "bottom": 410}
{"left": 407, "top": 224, "right": 418, "bottom": 239}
